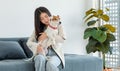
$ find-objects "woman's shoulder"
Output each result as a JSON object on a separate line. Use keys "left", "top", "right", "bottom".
{"left": 29, "top": 30, "right": 36, "bottom": 38}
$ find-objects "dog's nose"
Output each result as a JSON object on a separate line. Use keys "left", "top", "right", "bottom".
{"left": 59, "top": 21, "right": 61, "bottom": 24}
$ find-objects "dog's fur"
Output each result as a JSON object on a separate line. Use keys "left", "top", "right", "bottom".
{"left": 38, "top": 15, "right": 60, "bottom": 56}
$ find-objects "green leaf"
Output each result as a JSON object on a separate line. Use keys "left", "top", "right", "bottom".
{"left": 107, "top": 33, "right": 116, "bottom": 41}
{"left": 92, "top": 30, "right": 107, "bottom": 43}
{"left": 97, "top": 43, "right": 109, "bottom": 53}
{"left": 84, "top": 28, "right": 95, "bottom": 39}
{"left": 109, "top": 47, "right": 113, "bottom": 54}
{"left": 89, "top": 38, "right": 99, "bottom": 53}
{"left": 87, "top": 20, "right": 96, "bottom": 26}
{"left": 86, "top": 44, "right": 96, "bottom": 54}
{"left": 99, "top": 26, "right": 108, "bottom": 31}
{"left": 100, "top": 14, "right": 109, "bottom": 22}
{"left": 86, "top": 37, "right": 98, "bottom": 53}
{"left": 89, "top": 37, "right": 98, "bottom": 46}
{"left": 97, "top": 37, "right": 113, "bottom": 54}
{"left": 86, "top": 44, "right": 95, "bottom": 54}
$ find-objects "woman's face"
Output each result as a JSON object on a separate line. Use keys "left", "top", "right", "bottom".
{"left": 40, "top": 12, "right": 50, "bottom": 25}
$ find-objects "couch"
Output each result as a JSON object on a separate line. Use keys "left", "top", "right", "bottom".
{"left": 0, "top": 37, "right": 103, "bottom": 71}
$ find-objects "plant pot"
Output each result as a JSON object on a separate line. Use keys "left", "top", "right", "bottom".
{"left": 103, "top": 68, "right": 112, "bottom": 71}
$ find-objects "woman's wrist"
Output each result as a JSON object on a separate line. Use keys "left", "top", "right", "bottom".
{"left": 36, "top": 44, "right": 42, "bottom": 55}
{"left": 37, "top": 43, "right": 42, "bottom": 47}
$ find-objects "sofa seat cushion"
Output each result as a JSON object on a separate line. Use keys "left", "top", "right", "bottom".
{"left": 0, "top": 41, "right": 27, "bottom": 60}
{"left": 60, "top": 54, "right": 103, "bottom": 71}
{"left": 0, "top": 54, "right": 102, "bottom": 71}
{"left": 0, "top": 59, "right": 34, "bottom": 71}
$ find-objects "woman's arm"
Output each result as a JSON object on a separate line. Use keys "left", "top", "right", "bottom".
{"left": 27, "top": 30, "right": 46, "bottom": 55}
{"left": 26, "top": 30, "right": 39, "bottom": 55}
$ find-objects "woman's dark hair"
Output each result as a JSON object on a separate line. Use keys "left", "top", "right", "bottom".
{"left": 34, "top": 6, "right": 51, "bottom": 40}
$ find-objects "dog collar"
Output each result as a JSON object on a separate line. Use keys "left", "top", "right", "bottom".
{"left": 48, "top": 24, "right": 57, "bottom": 30}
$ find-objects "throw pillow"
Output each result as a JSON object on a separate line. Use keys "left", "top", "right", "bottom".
{"left": 0, "top": 41, "right": 27, "bottom": 60}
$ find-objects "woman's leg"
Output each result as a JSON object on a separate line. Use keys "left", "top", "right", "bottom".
{"left": 46, "top": 56, "right": 61, "bottom": 71}
{"left": 34, "top": 54, "right": 46, "bottom": 71}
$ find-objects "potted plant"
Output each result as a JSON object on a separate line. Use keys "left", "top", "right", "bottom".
{"left": 83, "top": 8, "right": 116, "bottom": 71}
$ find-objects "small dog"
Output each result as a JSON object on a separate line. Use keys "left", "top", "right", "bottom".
{"left": 38, "top": 15, "right": 61, "bottom": 56}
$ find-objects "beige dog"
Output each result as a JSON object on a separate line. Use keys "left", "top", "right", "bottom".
{"left": 38, "top": 15, "right": 60, "bottom": 56}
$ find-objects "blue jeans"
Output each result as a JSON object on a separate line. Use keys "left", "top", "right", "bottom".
{"left": 34, "top": 47, "right": 61, "bottom": 71}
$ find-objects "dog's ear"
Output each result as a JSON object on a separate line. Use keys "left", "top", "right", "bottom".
{"left": 52, "top": 15, "right": 57, "bottom": 20}
{"left": 57, "top": 15, "right": 60, "bottom": 19}
{"left": 52, "top": 15, "right": 60, "bottom": 21}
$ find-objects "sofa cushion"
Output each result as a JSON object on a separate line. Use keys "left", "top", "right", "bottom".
{"left": 18, "top": 39, "right": 33, "bottom": 58}
{"left": 0, "top": 41, "right": 27, "bottom": 60}
{"left": 60, "top": 54, "right": 103, "bottom": 71}
{"left": 0, "top": 59, "right": 34, "bottom": 71}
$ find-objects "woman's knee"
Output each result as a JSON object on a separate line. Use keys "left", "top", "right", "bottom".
{"left": 47, "top": 56, "right": 61, "bottom": 67}
{"left": 47, "top": 61, "right": 57, "bottom": 67}
{"left": 34, "top": 54, "right": 46, "bottom": 62}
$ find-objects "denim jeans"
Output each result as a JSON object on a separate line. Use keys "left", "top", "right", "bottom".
{"left": 34, "top": 47, "right": 61, "bottom": 71}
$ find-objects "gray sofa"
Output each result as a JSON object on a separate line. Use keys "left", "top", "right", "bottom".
{"left": 0, "top": 37, "right": 103, "bottom": 71}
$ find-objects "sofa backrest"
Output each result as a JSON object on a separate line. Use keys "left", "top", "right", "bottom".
{"left": 0, "top": 37, "right": 28, "bottom": 41}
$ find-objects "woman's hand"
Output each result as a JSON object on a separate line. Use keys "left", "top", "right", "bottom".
{"left": 38, "top": 32, "right": 48, "bottom": 42}
{"left": 36, "top": 45, "right": 45, "bottom": 55}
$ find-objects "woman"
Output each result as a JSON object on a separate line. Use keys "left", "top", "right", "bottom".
{"left": 26, "top": 6, "right": 66, "bottom": 71}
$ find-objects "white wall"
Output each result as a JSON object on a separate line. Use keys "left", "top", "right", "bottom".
{"left": 0, "top": 0, "right": 94, "bottom": 55}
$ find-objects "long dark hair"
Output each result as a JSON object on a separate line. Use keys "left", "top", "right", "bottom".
{"left": 34, "top": 6, "right": 51, "bottom": 40}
